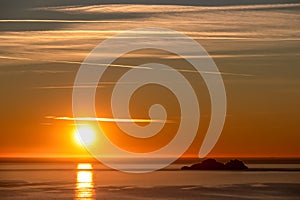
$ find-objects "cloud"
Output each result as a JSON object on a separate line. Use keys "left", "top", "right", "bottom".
{"left": 40, "top": 3, "right": 300, "bottom": 14}
{"left": 0, "top": 55, "right": 151, "bottom": 70}
{"left": 45, "top": 116, "right": 173, "bottom": 123}
{"left": 34, "top": 81, "right": 147, "bottom": 89}
{"left": 34, "top": 85, "right": 104, "bottom": 89}
{"left": 172, "top": 69, "right": 254, "bottom": 77}
{"left": 0, "top": 55, "right": 254, "bottom": 77}
{"left": 0, "top": 19, "right": 132, "bottom": 23}
{"left": 0, "top": 55, "right": 32, "bottom": 61}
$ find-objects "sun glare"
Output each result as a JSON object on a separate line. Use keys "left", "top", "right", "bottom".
{"left": 77, "top": 163, "right": 93, "bottom": 170}
{"left": 74, "top": 125, "right": 96, "bottom": 146}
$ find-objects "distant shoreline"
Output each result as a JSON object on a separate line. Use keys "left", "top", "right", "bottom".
{"left": 1, "top": 157, "right": 300, "bottom": 164}
{"left": 179, "top": 168, "right": 300, "bottom": 172}
{"left": 0, "top": 168, "right": 300, "bottom": 172}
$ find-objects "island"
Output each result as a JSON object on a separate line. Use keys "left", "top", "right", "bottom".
{"left": 181, "top": 159, "right": 248, "bottom": 170}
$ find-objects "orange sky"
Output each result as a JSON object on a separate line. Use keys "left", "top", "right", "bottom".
{"left": 0, "top": 2, "right": 299, "bottom": 159}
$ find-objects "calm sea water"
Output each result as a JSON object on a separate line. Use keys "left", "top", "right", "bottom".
{"left": 0, "top": 163, "right": 300, "bottom": 200}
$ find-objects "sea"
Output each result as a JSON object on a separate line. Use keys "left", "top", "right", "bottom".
{"left": 0, "top": 161, "right": 300, "bottom": 200}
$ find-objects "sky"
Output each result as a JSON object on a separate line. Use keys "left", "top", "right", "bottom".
{"left": 0, "top": 0, "right": 299, "bottom": 159}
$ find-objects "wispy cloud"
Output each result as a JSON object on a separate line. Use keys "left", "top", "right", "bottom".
{"left": 0, "top": 55, "right": 254, "bottom": 77}
{"left": 0, "top": 55, "right": 33, "bottom": 61}
{"left": 35, "top": 85, "right": 104, "bottom": 89}
{"left": 46, "top": 116, "right": 173, "bottom": 123}
{"left": 0, "top": 55, "right": 151, "bottom": 69}
{"left": 0, "top": 20, "right": 131, "bottom": 23}
{"left": 173, "top": 69, "right": 254, "bottom": 77}
{"left": 165, "top": 53, "right": 300, "bottom": 59}
{"left": 34, "top": 81, "right": 144, "bottom": 89}
{"left": 41, "top": 4, "right": 300, "bottom": 14}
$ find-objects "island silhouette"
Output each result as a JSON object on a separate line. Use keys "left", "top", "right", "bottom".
{"left": 181, "top": 159, "right": 248, "bottom": 170}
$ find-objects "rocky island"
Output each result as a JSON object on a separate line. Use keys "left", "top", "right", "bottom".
{"left": 181, "top": 159, "right": 248, "bottom": 170}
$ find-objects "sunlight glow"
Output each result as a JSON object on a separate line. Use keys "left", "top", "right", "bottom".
{"left": 74, "top": 125, "right": 96, "bottom": 146}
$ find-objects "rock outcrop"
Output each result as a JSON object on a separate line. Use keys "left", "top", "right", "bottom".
{"left": 181, "top": 159, "right": 248, "bottom": 170}
{"left": 224, "top": 159, "right": 248, "bottom": 170}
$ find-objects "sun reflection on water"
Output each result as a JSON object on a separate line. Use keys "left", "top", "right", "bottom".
{"left": 76, "top": 163, "right": 95, "bottom": 200}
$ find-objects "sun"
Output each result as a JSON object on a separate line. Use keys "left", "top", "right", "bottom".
{"left": 74, "top": 125, "right": 96, "bottom": 146}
